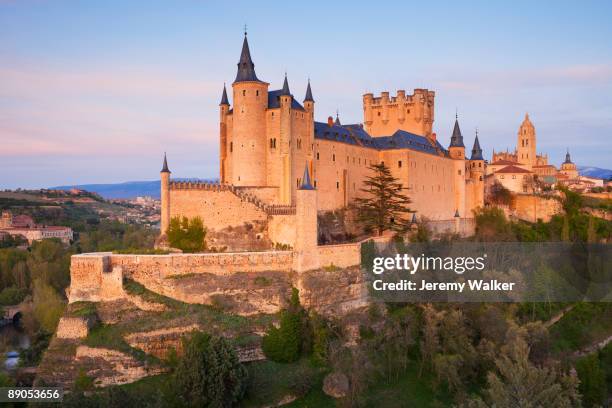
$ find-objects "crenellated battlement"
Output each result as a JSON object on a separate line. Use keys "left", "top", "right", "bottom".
{"left": 363, "top": 88, "right": 435, "bottom": 138}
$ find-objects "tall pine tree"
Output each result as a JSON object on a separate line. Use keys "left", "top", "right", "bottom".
{"left": 353, "top": 162, "right": 412, "bottom": 236}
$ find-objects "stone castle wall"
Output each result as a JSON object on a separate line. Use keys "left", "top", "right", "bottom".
{"left": 503, "top": 194, "right": 562, "bottom": 222}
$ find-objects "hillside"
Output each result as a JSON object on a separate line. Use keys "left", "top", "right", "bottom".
{"left": 50, "top": 178, "right": 218, "bottom": 199}
{"left": 578, "top": 165, "right": 612, "bottom": 180}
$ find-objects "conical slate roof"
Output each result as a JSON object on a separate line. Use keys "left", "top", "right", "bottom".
{"left": 280, "top": 74, "right": 291, "bottom": 96}
{"left": 220, "top": 84, "right": 229, "bottom": 105}
{"left": 299, "top": 165, "right": 314, "bottom": 190}
{"left": 161, "top": 153, "right": 170, "bottom": 173}
{"left": 470, "top": 132, "right": 483, "bottom": 160}
{"left": 449, "top": 118, "right": 465, "bottom": 148}
{"left": 304, "top": 80, "right": 314, "bottom": 102}
{"left": 564, "top": 149, "right": 573, "bottom": 164}
{"left": 234, "top": 35, "right": 260, "bottom": 83}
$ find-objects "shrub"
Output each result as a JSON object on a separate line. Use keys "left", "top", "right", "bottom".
{"left": 167, "top": 216, "right": 206, "bottom": 253}
{"left": 262, "top": 288, "right": 310, "bottom": 363}
{"left": 0, "top": 286, "right": 27, "bottom": 306}
{"left": 172, "top": 331, "right": 248, "bottom": 407}
{"left": 575, "top": 353, "right": 607, "bottom": 407}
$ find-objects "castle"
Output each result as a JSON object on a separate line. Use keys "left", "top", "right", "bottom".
{"left": 159, "top": 34, "right": 485, "bottom": 252}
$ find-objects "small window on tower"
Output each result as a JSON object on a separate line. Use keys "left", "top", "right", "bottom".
{"left": 230, "top": 142, "right": 233, "bottom": 152}
{"left": 243, "top": 90, "right": 246, "bottom": 96}
{"left": 458, "top": 170, "right": 462, "bottom": 175}
{"left": 333, "top": 154, "right": 336, "bottom": 162}
{"left": 398, "top": 160, "right": 402, "bottom": 168}
{"left": 336, "top": 181, "right": 340, "bottom": 190}
{"left": 256, "top": 90, "right": 259, "bottom": 96}
{"left": 316, "top": 152, "right": 320, "bottom": 160}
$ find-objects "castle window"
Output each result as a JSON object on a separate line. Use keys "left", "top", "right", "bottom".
{"left": 398, "top": 161, "right": 402, "bottom": 168}
{"left": 407, "top": 109, "right": 410, "bottom": 114}
{"left": 297, "top": 178, "right": 300, "bottom": 187}
{"left": 243, "top": 90, "right": 246, "bottom": 96}
{"left": 256, "top": 90, "right": 259, "bottom": 96}
{"left": 458, "top": 170, "right": 462, "bottom": 175}
{"left": 272, "top": 112, "right": 274, "bottom": 117}
{"left": 314, "top": 180, "right": 317, "bottom": 187}
{"left": 378, "top": 112, "right": 381, "bottom": 116}
{"left": 479, "top": 176, "right": 483, "bottom": 181}
{"left": 316, "top": 152, "right": 320, "bottom": 160}
{"left": 230, "top": 142, "right": 233, "bottom": 152}
{"left": 512, "top": 175, "right": 516, "bottom": 179}
{"left": 274, "top": 139, "right": 277, "bottom": 148}
{"left": 333, "top": 154, "right": 336, "bottom": 162}
{"left": 479, "top": 162, "right": 482, "bottom": 167}
{"left": 336, "top": 181, "right": 340, "bottom": 190}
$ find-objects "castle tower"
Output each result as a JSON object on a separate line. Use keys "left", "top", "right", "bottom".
{"left": 219, "top": 84, "right": 230, "bottom": 183}
{"left": 517, "top": 113, "right": 536, "bottom": 169}
{"left": 469, "top": 130, "right": 485, "bottom": 209}
{"left": 448, "top": 115, "right": 465, "bottom": 160}
{"left": 160, "top": 153, "right": 171, "bottom": 235}
{"left": 294, "top": 165, "right": 319, "bottom": 272}
{"left": 449, "top": 116, "right": 466, "bottom": 217}
{"left": 279, "top": 74, "right": 294, "bottom": 205}
{"left": 303, "top": 80, "right": 315, "bottom": 178}
{"left": 231, "top": 33, "right": 269, "bottom": 186}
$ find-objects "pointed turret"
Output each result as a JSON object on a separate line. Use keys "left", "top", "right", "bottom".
{"left": 470, "top": 130, "right": 483, "bottom": 160}
{"left": 234, "top": 34, "right": 260, "bottom": 83}
{"left": 299, "top": 165, "right": 314, "bottom": 190}
{"left": 449, "top": 117, "right": 465, "bottom": 148}
{"left": 304, "top": 80, "right": 314, "bottom": 102}
{"left": 280, "top": 73, "right": 291, "bottom": 96}
{"left": 219, "top": 84, "right": 229, "bottom": 105}
{"left": 334, "top": 111, "right": 341, "bottom": 126}
{"left": 161, "top": 153, "right": 170, "bottom": 173}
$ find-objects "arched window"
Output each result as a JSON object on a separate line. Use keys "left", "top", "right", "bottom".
{"left": 242, "top": 90, "right": 246, "bottom": 96}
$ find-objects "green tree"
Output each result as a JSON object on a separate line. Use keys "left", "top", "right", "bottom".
{"left": 172, "top": 331, "right": 247, "bottom": 407}
{"left": 262, "top": 288, "right": 310, "bottom": 363}
{"left": 575, "top": 353, "right": 606, "bottom": 407}
{"left": 167, "top": 216, "right": 206, "bottom": 253}
{"left": 32, "top": 278, "right": 65, "bottom": 333}
{"left": 353, "top": 162, "right": 412, "bottom": 236}
{"left": 464, "top": 339, "right": 582, "bottom": 408}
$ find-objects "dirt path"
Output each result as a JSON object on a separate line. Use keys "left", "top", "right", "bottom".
{"left": 543, "top": 304, "right": 575, "bottom": 328}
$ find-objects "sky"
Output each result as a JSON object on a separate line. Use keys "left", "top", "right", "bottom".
{"left": 1, "top": 0, "right": 611, "bottom": 189}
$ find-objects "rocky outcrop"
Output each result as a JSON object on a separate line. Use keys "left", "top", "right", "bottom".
{"left": 56, "top": 316, "right": 95, "bottom": 339}
{"left": 322, "top": 372, "right": 349, "bottom": 398}
{"left": 125, "top": 324, "right": 200, "bottom": 360}
{"left": 75, "top": 346, "right": 166, "bottom": 387}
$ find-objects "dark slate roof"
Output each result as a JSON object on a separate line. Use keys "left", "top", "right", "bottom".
{"left": 161, "top": 153, "right": 170, "bottom": 173}
{"left": 299, "top": 165, "right": 315, "bottom": 190}
{"left": 280, "top": 75, "right": 291, "bottom": 96}
{"left": 470, "top": 134, "right": 483, "bottom": 160}
{"left": 220, "top": 84, "right": 229, "bottom": 105}
{"left": 564, "top": 149, "right": 573, "bottom": 164}
{"left": 304, "top": 81, "right": 314, "bottom": 102}
{"left": 267, "top": 90, "right": 305, "bottom": 111}
{"left": 234, "top": 35, "right": 261, "bottom": 83}
{"left": 314, "top": 122, "right": 448, "bottom": 156}
{"left": 449, "top": 119, "right": 465, "bottom": 148}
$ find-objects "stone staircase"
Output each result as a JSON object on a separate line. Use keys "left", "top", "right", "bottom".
{"left": 170, "top": 180, "right": 296, "bottom": 215}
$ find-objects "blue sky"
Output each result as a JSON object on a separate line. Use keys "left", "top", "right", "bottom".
{"left": 1, "top": 0, "right": 611, "bottom": 188}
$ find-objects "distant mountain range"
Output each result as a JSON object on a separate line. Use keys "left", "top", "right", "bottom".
{"left": 578, "top": 166, "right": 612, "bottom": 180}
{"left": 50, "top": 166, "right": 610, "bottom": 200}
{"left": 50, "top": 178, "right": 217, "bottom": 199}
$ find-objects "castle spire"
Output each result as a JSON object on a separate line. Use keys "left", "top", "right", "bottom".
{"left": 280, "top": 73, "right": 291, "bottom": 96}
{"left": 470, "top": 129, "right": 483, "bottom": 160}
{"left": 449, "top": 115, "right": 465, "bottom": 148}
{"left": 161, "top": 152, "right": 170, "bottom": 173}
{"left": 219, "top": 83, "right": 229, "bottom": 105}
{"left": 299, "top": 164, "right": 314, "bottom": 190}
{"left": 234, "top": 33, "right": 260, "bottom": 83}
{"left": 304, "top": 79, "right": 314, "bottom": 102}
{"left": 334, "top": 110, "right": 341, "bottom": 126}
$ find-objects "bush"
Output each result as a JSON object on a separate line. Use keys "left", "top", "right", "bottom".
{"left": 0, "top": 286, "right": 27, "bottom": 306}
{"left": 167, "top": 216, "right": 206, "bottom": 253}
{"left": 262, "top": 288, "right": 310, "bottom": 363}
{"left": 575, "top": 353, "right": 607, "bottom": 407}
{"left": 171, "top": 331, "right": 247, "bottom": 407}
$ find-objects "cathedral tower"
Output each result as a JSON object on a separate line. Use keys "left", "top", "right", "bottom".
{"left": 231, "top": 33, "right": 269, "bottom": 186}
{"left": 517, "top": 113, "right": 536, "bottom": 169}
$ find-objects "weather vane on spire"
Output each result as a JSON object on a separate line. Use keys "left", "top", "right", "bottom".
{"left": 244, "top": 24, "right": 247, "bottom": 36}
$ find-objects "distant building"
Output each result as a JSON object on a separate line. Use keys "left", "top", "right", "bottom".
{"left": 0, "top": 211, "right": 73, "bottom": 244}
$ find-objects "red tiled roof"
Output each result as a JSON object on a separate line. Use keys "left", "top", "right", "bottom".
{"left": 496, "top": 165, "right": 532, "bottom": 174}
